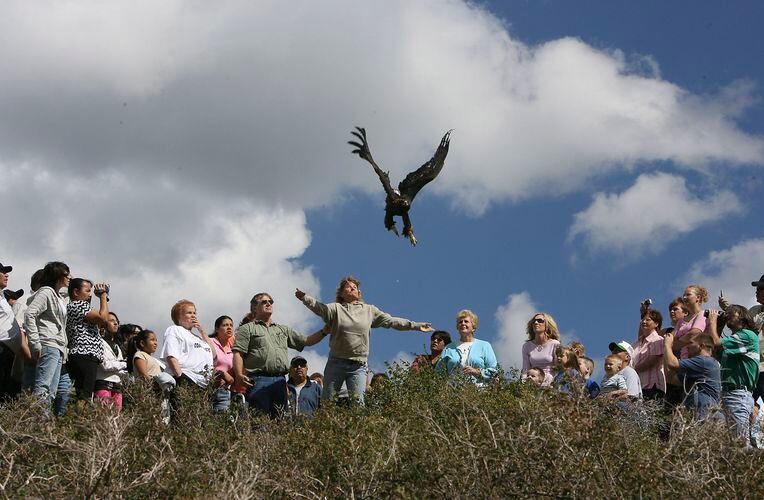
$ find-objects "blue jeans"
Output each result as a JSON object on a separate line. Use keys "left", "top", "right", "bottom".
{"left": 722, "top": 389, "right": 754, "bottom": 446}
{"left": 54, "top": 366, "right": 71, "bottom": 416}
{"left": 33, "top": 346, "right": 63, "bottom": 404}
{"left": 323, "top": 357, "right": 368, "bottom": 404}
{"left": 212, "top": 386, "right": 231, "bottom": 413}
{"left": 246, "top": 375, "right": 287, "bottom": 419}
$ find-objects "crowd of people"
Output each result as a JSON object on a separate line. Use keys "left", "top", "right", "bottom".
{"left": 1, "top": 261, "right": 764, "bottom": 446}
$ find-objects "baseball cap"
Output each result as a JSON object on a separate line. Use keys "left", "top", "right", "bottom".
{"left": 0, "top": 263, "right": 12, "bottom": 273}
{"left": 752, "top": 275, "right": 764, "bottom": 287}
{"left": 608, "top": 340, "right": 634, "bottom": 358}
{"left": 3, "top": 289, "right": 23, "bottom": 301}
{"left": 290, "top": 356, "right": 308, "bottom": 368}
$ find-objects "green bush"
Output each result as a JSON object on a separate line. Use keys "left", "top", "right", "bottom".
{"left": 2, "top": 369, "right": 764, "bottom": 498}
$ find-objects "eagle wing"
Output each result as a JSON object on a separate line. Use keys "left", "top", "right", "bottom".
{"left": 348, "top": 127, "right": 396, "bottom": 199}
{"left": 398, "top": 130, "right": 451, "bottom": 203}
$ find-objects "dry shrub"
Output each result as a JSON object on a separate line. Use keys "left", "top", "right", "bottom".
{"left": 2, "top": 369, "right": 764, "bottom": 498}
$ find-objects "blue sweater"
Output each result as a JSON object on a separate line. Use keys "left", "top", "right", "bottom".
{"left": 436, "top": 338, "right": 498, "bottom": 382}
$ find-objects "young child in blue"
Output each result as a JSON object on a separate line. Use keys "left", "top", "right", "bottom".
{"left": 578, "top": 356, "right": 600, "bottom": 398}
{"left": 599, "top": 355, "right": 627, "bottom": 396}
{"left": 664, "top": 331, "right": 720, "bottom": 418}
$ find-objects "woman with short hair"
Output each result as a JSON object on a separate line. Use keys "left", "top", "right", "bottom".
{"left": 437, "top": 310, "right": 498, "bottom": 384}
{"left": 521, "top": 312, "right": 561, "bottom": 385}
{"left": 159, "top": 299, "right": 215, "bottom": 389}
{"left": 633, "top": 309, "right": 666, "bottom": 400}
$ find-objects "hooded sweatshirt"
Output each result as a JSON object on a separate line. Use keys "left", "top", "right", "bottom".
{"left": 24, "top": 286, "right": 68, "bottom": 355}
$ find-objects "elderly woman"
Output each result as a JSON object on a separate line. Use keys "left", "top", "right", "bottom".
{"left": 411, "top": 330, "right": 452, "bottom": 372}
{"left": 437, "top": 310, "right": 497, "bottom": 384}
{"left": 295, "top": 276, "right": 433, "bottom": 404}
{"left": 633, "top": 309, "right": 665, "bottom": 400}
{"left": 521, "top": 312, "right": 561, "bottom": 385}
{"left": 159, "top": 300, "right": 216, "bottom": 390}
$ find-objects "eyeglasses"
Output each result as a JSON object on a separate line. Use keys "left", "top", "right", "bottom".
{"left": 291, "top": 362, "right": 307, "bottom": 368}
{"left": 533, "top": 318, "right": 546, "bottom": 324}
{"left": 259, "top": 299, "right": 274, "bottom": 305}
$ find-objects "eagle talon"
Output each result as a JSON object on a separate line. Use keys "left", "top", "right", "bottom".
{"left": 407, "top": 233, "right": 417, "bottom": 246}
{"left": 388, "top": 225, "right": 400, "bottom": 236}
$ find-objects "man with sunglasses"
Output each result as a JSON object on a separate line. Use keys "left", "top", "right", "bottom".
{"left": 232, "top": 292, "right": 326, "bottom": 418}
{"left": 286, "top": 355, "right": 322, "bottom": 417}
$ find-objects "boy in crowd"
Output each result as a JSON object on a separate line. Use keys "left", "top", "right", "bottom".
{"left": 664, "top": 332, "right": 720, "bottom": 418}
{"left": 578, "top": 356, "right": 600, "bottom": 398}
{"left": 608, "top": 341, "right": 643, "bottom": 399}
{"left": 599, "top": 355, "right": 627, "bottom": 396}
{"left": 525, "top": 367, "right": 545, "bottom": 386}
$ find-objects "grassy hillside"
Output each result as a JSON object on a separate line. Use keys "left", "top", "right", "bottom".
{"left": 1, "top": 368, "right": 763, "bottom": 498}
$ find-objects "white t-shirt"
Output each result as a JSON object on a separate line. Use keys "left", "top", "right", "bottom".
{"left": 456, "top": 341, "right": 474, "bottom": 367}
{"left": 0, "top": 295, "right": 21, "bottom": 343}
{"left": 619, "top": 366, "right": 643, "bottom": 398}
{"left": 160, "top": 325, "right": 214, "bottom": 388}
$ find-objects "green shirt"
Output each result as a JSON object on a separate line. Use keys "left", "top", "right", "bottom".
{"left": 720, "top": 328, "right": 760, "bottom": 391}
{"left": 232, "top": 320, "right": 306, "bottom": 375}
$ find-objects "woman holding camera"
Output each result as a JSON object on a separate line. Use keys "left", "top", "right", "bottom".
{"left": 66, "top": 278, "right": 110, "bottom": 402}
{"left": 672, "top": 285, "right": 708, "bottom": 359}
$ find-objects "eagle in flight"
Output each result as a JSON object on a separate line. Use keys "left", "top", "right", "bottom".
{"left": 349, "top": 127, "right": 452, "bottom": 246}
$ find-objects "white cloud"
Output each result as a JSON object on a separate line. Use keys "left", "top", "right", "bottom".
{"left": 494, "top": 292, "right": 538, "bottom": 372}
{"left": 2, "top": 1, "right": 762, "bottom": 336}
{"left": 1, "top": 166, "right": 321, "bottom": 340}
{"left": 0, "top": 1, "right": 760, "bottom": 216}
{"left": 684, "top": 237, "right": 764, "bottom": 308}
{"left": 569, "top": 172, "right": 743, "bottom": 258}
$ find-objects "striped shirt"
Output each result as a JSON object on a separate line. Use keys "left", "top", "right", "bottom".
{"left": 633, "top": 330, "right": 665, "bottom": 392}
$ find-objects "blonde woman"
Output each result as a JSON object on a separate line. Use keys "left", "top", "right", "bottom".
{"left": 672, "top": 285, "right": 708, "bottom": 360}
{"left": 521, "top": 313, "right": 561, "bottom": 385}
{"left": 436, "top": 310, "right": 497, "bottom": 384}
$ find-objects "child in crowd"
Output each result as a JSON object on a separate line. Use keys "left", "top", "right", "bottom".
{"left": 525, "top": 367, "right": 545, "bottom": 386}
{"left": 663, "top": 332, "right": 720, "bottom": 418}
{"left": 599, "top": 355, "right": 627, "bottom": 396}
{"left": 552, "top": 346, "right": 581, "bottom": 393}
{"left": 578, "top": 356, "right": 600, "bottom": 398}
{"left": 570, "top": 342, "right": 585, "bottom": 358}
{"left": 127, "top": 330, "right": 176, "bottom": 392}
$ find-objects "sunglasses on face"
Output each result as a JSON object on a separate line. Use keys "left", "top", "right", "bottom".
{"left": 259, "top": 299, "right": 274, "bottom": 305}
{"left": 291, "top": 362, "right": 307, "bottom": 368}
{"left": 533, "top": 318, "right": 546, "bottom": 324}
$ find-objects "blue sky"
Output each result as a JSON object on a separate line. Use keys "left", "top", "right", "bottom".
{"left": 1, "top": 1, "right": 762, "bottom": 378}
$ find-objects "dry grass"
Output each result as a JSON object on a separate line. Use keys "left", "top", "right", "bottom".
{"left": 2, "top": 368, "right": 764, "bottom": 498}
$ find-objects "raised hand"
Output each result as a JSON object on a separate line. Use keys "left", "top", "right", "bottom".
{"left": 295, "top": 288, "right": 306, "bottom": 300}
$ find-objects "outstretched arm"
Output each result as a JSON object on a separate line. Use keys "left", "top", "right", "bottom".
{"left": 369, "top": 305, "right": 433, "bottom": 331}
{"left": 295, "top": 288, "right": 336, "bottom": 325}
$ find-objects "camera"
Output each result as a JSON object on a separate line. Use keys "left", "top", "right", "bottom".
{"left": 641, "top": 298, "right": 652, "bottom": 309}
{"left": 703, "top": 309, "right": 726, "bottom": 322}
